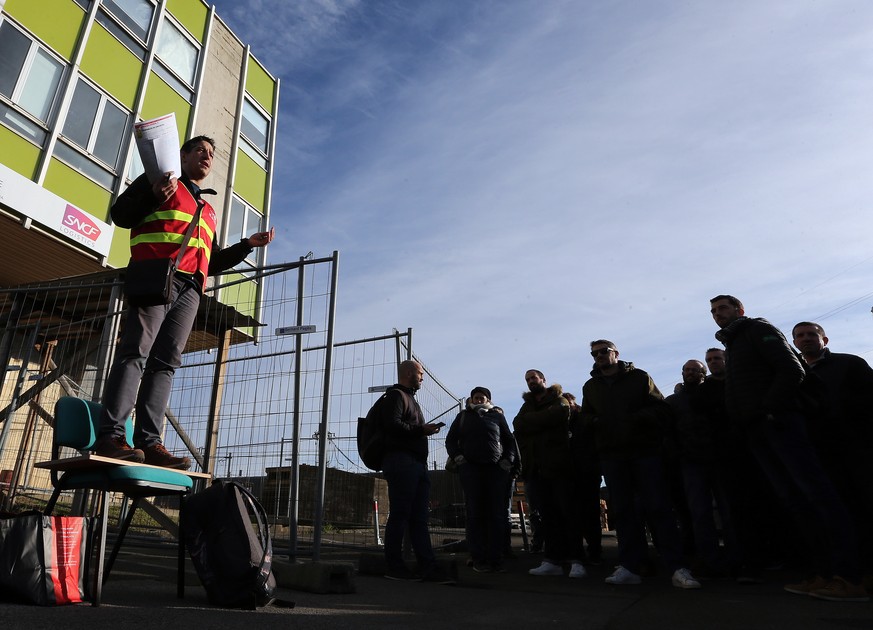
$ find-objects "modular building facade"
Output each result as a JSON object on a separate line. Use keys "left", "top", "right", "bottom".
{"left": 0, "top": 0, "right": 278, "bottom": 305}
{"left": 0, "top": 0, "right": 279, "bottom": 503}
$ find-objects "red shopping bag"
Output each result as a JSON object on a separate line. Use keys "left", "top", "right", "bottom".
{"left": 0, "top": 512, "right": 89, "bottom": 605}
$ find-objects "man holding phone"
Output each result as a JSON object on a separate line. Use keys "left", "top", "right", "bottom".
{"left": 381, "top": 360, "right": 452, "bottom": 583}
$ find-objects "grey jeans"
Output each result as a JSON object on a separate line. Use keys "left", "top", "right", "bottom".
{"left": 99, "top": 275, "right": 201, "bottom": 447}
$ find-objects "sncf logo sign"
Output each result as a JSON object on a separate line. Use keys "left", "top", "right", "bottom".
{"left": 61, "top": 205, "right": 101, "bottom": 242}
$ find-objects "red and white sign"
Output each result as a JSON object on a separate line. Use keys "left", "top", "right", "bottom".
{"left": 0, "top": 162, "right": 113, "bottom": 256}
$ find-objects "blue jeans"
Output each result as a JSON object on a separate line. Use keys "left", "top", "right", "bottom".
{"left": 382, "top": 451, "right": 435, "bottom": 571}
{"left": 746, "top": 411, "right": 859, "bottom": 580}
{"left": 681, "top": 459, "right": 738, "bottom": 570}
{"left": 99, "top": 276, "right": 200, "bottom": 447}
{"left": 601, "top": 454, "right": 685, "bottom": 573}
{"left": 459, "top": 462, "right": 509, "bottom": 565}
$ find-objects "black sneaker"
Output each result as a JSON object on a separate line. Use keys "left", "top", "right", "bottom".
{"left": 141, "top": 443, "right": 191, "bottom": 470}
{"left": 94, "top": 436, "right": 145, "bottom": 463}
{"left": 472, "top": 561, "right": 491, "bottom": 573}
{"left": 384, "top": 566, "right": 421, "bottom": 581}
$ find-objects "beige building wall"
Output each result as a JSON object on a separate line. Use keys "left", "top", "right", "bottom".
{"left": 195, "top": 18, "right": 246, "bottom": 240}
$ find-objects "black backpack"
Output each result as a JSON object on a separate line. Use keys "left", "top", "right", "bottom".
{"left": 181, "top": 480, "right": 279, "bottom": 609}
{"left": 357, "top": 389, "right": 411, "bottom": 471}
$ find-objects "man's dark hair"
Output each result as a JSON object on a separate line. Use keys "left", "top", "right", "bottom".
{"left": 705, "top": 347, "right": 725, "bottom": 355}
{"left": 710, "top": 294, "right": 744, "bottom": 310}
{"left": 181, "top": 135, "right": 216, "bottom": 152}
{"left": 792, "top": 321, "right": 825, "bottom": 338}
{"left": 589, "top": 339, "right": 617, "bottom": 350}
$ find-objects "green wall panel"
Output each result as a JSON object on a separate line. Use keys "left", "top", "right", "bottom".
{"left": 220, "top": 273, "right": 258, "bottom": 335}
{"left": 80, "top": 24, "right": 142, "bottom": 108}
{"left": 234, "top": 150, "right": 266, "bottom": 212}
{"left": 43, "top": 158, "right": 112, "bottom": 221}
{"left": 245, "top": 57, "right": 276, "bottom": 114}
{"left": 142, "top": 73, "right": 191, "bottom": 142}
{"left": 166, "top": 0, "right": 208, "bottom": 42}
{"left": 108, "top": 227, "right": 131, "bottom": 269}
{"left": 0, "top": 126, "right": 41, "bottom": 179}
{"left": 4, "top": 0, "right": 84, "bottom": 60}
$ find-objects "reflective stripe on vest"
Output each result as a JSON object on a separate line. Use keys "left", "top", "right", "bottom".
{"left": 129, "top": 184, "right": 216, "bottom": 289}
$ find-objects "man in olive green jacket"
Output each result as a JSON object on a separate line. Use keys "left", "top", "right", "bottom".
{"left": 513, "top": 370, "right": 580, "bottom": 577}
{"left": 580, "top": 340, "right": 700, "bottom": 589}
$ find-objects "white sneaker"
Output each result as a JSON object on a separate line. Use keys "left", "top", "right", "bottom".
{"left": 605, "top": 565, "right": 642, "bottom": 585}
{"left": 672, "top": 568, "right": 702, "bottom": 589}
{"left": 569, "top": 562, "right": 587, "bottom": 579}
{"left": 529, "top": 561, "right": 563, "bottom": 576}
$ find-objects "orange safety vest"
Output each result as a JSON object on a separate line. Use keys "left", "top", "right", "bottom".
{"left": 128, "top": 184, "right": 217, "bottom": 290}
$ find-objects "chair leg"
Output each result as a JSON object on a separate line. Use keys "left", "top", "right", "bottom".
{"left": 104, "top": 497, "right": 140, "bottom": 581}
{"left": 44, "top": 486, "right": 63, "bottom": 515}
{"left": 177, "top": 493, "right": 186, "bottom": 599}
{"left": 92, "top": 490, "right": 109, "bottom": 607}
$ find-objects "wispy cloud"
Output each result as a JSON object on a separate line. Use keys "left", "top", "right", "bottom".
{"left": 213, "top": 0, "right": 873, "bottom": 408}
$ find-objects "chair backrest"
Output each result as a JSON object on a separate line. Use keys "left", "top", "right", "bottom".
{"left": 53, "top": 397, "right": 134, "bottom": 455}
{"left": 54, "top": 397, "right": 101, "bottom": 452}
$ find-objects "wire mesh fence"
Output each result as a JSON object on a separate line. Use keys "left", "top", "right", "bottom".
{"left": 0, "top": 255, "right": 466, "bottom": 555}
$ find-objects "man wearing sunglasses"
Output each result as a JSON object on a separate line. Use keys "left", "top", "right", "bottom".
{"left": 580, "top": 340, "right": 700, "bottom": 589}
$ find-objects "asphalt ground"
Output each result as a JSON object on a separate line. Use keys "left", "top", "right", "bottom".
{"left": 1, "top": 534, "right": 872, "bottom": 629}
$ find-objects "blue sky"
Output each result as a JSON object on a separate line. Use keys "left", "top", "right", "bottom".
{"left": 210, "top": 0, "right": 873, "bottom": 414}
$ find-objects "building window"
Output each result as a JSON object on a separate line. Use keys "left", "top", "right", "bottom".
{"left": 239, "top": 98, "right": 270, "bottom": 168}
{"left": 0, "top": 20, "right": 65, "bottom": 142}
{"left": 227, "top": 196, "right": 263, "bottom": 266}
{"left": 101, "top": 0, "right": 155, "bottom": 42}
{"left": 156, "top": 19, "right": 198, "bottom": 86}
{"left": 55, "top": 78, "right": 129, "bottom": 188}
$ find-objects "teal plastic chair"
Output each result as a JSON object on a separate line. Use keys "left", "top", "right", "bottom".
{"left": 44, "top": 396, "right": 194, "bottom": 606}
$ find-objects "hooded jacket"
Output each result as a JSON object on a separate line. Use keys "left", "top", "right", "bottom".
{"left": 446, "top": 401, "right": 519, "bottom": 466}
{"left": 579, "top": 360, "right": 671, "bottom": 460}
{"left": 512, "top": 384, "right": 570, "bottom": 479}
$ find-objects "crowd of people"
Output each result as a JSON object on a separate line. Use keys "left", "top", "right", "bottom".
{"left": 378, "top": 296, "right": 873, "bottom": 602}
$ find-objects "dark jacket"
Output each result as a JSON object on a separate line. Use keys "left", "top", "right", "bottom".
{"left": 382, "top": 384, "right": 428, "bottom": 462}
{"left": 512, "top": 384, "right": 570, "bottom": 479}
{"left": 667, "top": 378, "right": 736, "bottom": 463}
{"left": 715, "top": 316, "right": 805, "bottom": 425}
{"left": 806, "top": 348, "right": 873, "bottom": 447}
{"left": 568, "top": 405, "right": 599, "bottom": 470}
{"left": 445, "top": 402, "right": 519, "bottom": 466}
{"left": 579, "top": 361, "right": 671, "bottom": 461}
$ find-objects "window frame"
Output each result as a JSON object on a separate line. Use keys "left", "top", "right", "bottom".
{"left": 152, "top": 15, "right": 200, "bottom": 101}
{"left": 0, "top": 18, "right": 67, "bottom": 143}
{"left": 226, "top": 195, "right": 264, "bottom": 268}
{"left": 99, "top": 0, "right": 156, "bottom": 46}
{"left": 53, "top": 75, "right": 131, "bottom": 190}
{"left": 239, "top": 96, "right": 271, "bottom": 169}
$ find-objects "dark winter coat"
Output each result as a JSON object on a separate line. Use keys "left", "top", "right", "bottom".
{"left": 579, "top": 361, "right": 671, "bottom": 461}
{"left": 667, "top": 378, "right": 737, "bottom": 463}
{"left": 445, "top": 402, "right": 519, "bottom": 466}
{"left": 806, "top": 348, "right": 873, "bottom": 447}
{"left": 715, "top": 316, "right": 805, "bottom": 426}
{"left": 512, "top": 384, "right": 571, "bottom": 479}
